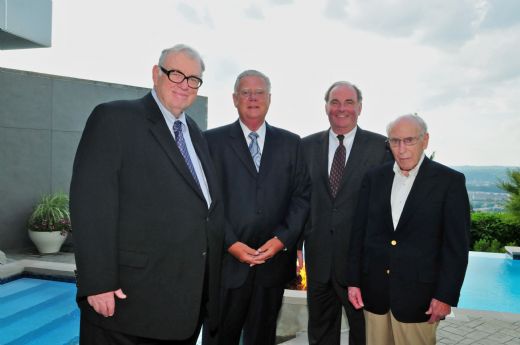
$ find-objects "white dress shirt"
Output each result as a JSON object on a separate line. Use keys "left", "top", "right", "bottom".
{"left": 390, "top": 154, "right": 426, "bottom": 230}
{"left": 328, "top": 127, "right": 357, "bottom": 175}
{"left": 152, "top": 89, "right": 212, "bottom": 208}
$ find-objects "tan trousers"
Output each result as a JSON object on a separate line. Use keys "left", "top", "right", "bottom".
{"left": 364, "top": 310, "right": 439, "bottom": 345}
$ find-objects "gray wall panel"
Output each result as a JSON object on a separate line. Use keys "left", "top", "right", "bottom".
{"left": 52, "top": 78, "right": 149, "bottom": 132}
{"left": 0, "top": 67, "right": 208, "bottom": 251}
{"left": 51, "top": 131, "right": 82, "bottom": 193}
{"left": 0, "top": 127, "right": 52, "bottom": 249}
{"left": 0, "top": 69, "right": 52, "bottom": 129}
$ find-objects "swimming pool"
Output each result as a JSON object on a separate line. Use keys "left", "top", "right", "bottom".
{"left": 0, "top": 277, "right": 79, "bottom": 345}
{"left": 458, "top": 251, "right": 520, "bottom": 314}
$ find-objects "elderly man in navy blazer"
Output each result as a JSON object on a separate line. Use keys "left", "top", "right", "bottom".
{"left": 203, "top": 70, "right": 310, "bottom": 345}
{"left": 347, "top": 114, "right": 470, "bottom": 345}
{"left": 71, "top": 44, "right": 224, "bottom": 345}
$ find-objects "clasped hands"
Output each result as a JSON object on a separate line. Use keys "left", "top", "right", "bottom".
{"left": 228, "top": 237, "right": 285, "bottom": 266}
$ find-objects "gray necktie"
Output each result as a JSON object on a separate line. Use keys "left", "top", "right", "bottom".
{"left": 248, "top": 132, "right": 261, "bottom": 171}
{"left": 173, "top": 120, "right": 201, "bottom": 188}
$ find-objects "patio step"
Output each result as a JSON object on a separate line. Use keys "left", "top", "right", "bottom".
{"left": 0, "top": 278, "right": 78, "bottom": 345}
{"left": 0, "top": 282, "right": 73, "bottom": 323}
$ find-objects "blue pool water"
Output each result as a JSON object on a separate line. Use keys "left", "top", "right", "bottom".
{"left": 458, "top": 252, "right": 520, "bottom": 314}
{"left": 0, "top": 277, "right": 79, "bottom": 345}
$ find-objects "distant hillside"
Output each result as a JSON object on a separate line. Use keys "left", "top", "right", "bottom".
{"left": 451, "top": 166, "right": 519, "bottom": 212}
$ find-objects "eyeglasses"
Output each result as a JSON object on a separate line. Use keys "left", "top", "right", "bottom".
{"left": 387, "top": 135, "right": 423, "bottom": 147}
{"left": 237, "top": 89, "right": 267, "bottom": 98}
{"left": 159, "top": 66, "right": 203, "bottom": 89}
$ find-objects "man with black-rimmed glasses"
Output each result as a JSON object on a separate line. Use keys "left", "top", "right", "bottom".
{"left": 71, "top": 44, "right": 225, "bottom": 345}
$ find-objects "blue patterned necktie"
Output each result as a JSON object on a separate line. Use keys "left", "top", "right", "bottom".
{"left": 248, "top": 132, "right": 261, "bottom": 172}
{"left": 173, "top": 120, "right": 201, "bottom": 188}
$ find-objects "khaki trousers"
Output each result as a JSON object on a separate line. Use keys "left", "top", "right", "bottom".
{"left": 364, "top": 310, "right": 439, "bottom": 345}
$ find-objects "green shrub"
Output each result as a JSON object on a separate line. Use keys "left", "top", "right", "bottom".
{"left": 470, "top": 212, "right": 520, "bottom": 253}
{"left": 472, "top": 238, "right": 507, "bottom": 253}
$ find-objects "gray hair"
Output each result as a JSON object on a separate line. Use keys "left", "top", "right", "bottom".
{"left": 158, "top": 44, "right": 205, "bottom": 73}
{"left": 234, "top": 70, "right": 271, "bottom": 93}
{"left": 386, "top": 113, "right": 428, "bottom": 136}
{"left": 324, "top": 81, "right": 362, "bottom": 103}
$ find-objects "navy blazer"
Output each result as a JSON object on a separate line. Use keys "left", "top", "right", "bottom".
{"left": 70, "top": 93, "right": 224, "bottom": 339}
{"left": 347, "top": 158, "right": 470, "bottom": 322}
{"left": 205, "top": 120, "right": 310, "bottom": 288}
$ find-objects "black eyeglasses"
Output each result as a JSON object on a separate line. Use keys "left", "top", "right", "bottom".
{"left": 387, "top": 135, "right": 423, "bottom": 147}
{"left": 159, "top": 66, "right": 203, "bottom": 89}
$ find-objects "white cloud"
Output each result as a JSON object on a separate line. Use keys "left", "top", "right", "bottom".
{"left": 0, "top": 0, "right": 518, "bottom": 165}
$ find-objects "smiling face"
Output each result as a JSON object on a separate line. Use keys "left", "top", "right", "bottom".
{"left": 325, "top": 84, "right": 362, "bottom": 135}
{"left": 152, "top": 51, "right": 202, "bottom": 117}
{"left": 233, "top": 75, "right": 271, "bottom": 130}
{"left": 389, "top": 117, "right": 429, "bottom": 175}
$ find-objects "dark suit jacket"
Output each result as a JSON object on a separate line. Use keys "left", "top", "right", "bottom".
{"left": 70, "top": 93, "right": 224, "bottom": 340}
{"left": 205, "top": 121, "right": 310, "bottom": 289}
{"left": 301, "top": 127, "right": 391, "bottom": 286}
{"left": 347, "top": 158, "right": 470, "bottom": 322}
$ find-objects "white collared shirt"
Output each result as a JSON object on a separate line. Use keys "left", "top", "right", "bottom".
{"left": 328, "top": 127, "right": 357, "bottom": 175}
{"left": 390, "top": 154, "right": 426, "bottom": 230}
{"left": 152, "top": 89, "right": 212, "bottom": 208}
{"left": 239, "top": 120, "right": 267, "bottom": 153}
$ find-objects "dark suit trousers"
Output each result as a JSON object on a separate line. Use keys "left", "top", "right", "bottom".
{"left": 204, "top": 269, "right": 284, "bottom": 345}
{"left": 307, "top": 277, "right": 365, "bottom": 345}
{"left": 80, "top": 314, "right": 202, "bottom": 345}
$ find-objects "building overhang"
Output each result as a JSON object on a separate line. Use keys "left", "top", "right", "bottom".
{"left": 0, "top": 0, "right": 52, "bottom": 49}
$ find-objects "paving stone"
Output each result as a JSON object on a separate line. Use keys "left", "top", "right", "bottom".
{"left": 464, "top": 330, "right": 492, "bottom": 340}
{"left": 487, "top": 332, "right": 515, "bottom": 343}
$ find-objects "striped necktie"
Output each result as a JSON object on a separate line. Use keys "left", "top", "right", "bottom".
{"left": 248, "top": 132, "right": 261, "bottom": 172}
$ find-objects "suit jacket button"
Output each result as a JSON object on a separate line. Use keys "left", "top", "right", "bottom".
{"left": 386, "top": 269, "right": 390, "bottom": 274}
{"left": 202, "top": 251, "right": 207, "bottom": 256}
{"left": 391, "top": 240, "right": 397, "bottom": 246}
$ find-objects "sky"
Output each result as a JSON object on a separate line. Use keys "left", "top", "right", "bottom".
{"left": 1, "top": 0, "right": 519, "bottom": 166}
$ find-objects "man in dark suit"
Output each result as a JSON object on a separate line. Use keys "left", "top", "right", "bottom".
{"left": 70, "top": 44, "right": 224, "bottom": 345}
{"left": 202, "top": 70, "right": 310, "bottom": 345}
{"left": 347, "top": 114, "right": 470, "bottom": 345}
{"left": 299, "top": 81, "right": 391, "bottom": 345}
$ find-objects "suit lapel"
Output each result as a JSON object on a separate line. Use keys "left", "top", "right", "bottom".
{"left": 317, "top": 131, "right": 332, "bottom": 196}
{"left": 144, "top": 94, "right": 205, "bottom": 201}
{"left": 186, "top": 116, "right": 216, "bottom": 208}
{"left": 380, "top": 165, "right": 396, "bottom": 232}
{"left": 228, "top": 120, "right": 259, "bottom": 178}
{"left": 258, "top": 123, "right": 277, "bottom": 179}
{"left": 395, "top": 157, "right": 436, "bottom": 232}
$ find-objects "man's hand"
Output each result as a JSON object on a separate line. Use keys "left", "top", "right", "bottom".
{"left": 425, "top": 298, "right": 451, "bottom": 324}
{"left": 297, "top": 250, "right": 304, "bottom": 273}
{"left": 255, "top": 237, "right": 285, "bottom": 262}
{"left": 348, "top": 287, "right": 364, "bottom": 310}
{"left": 228, "top": 241, "right": 265, "bottom": 266}
{"left": 87, "top": 288, "right": 127, "bottom": 317}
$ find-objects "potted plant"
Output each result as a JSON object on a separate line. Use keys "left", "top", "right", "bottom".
{"left": 27, "top": 192, "right": 72, "bottom": 254}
